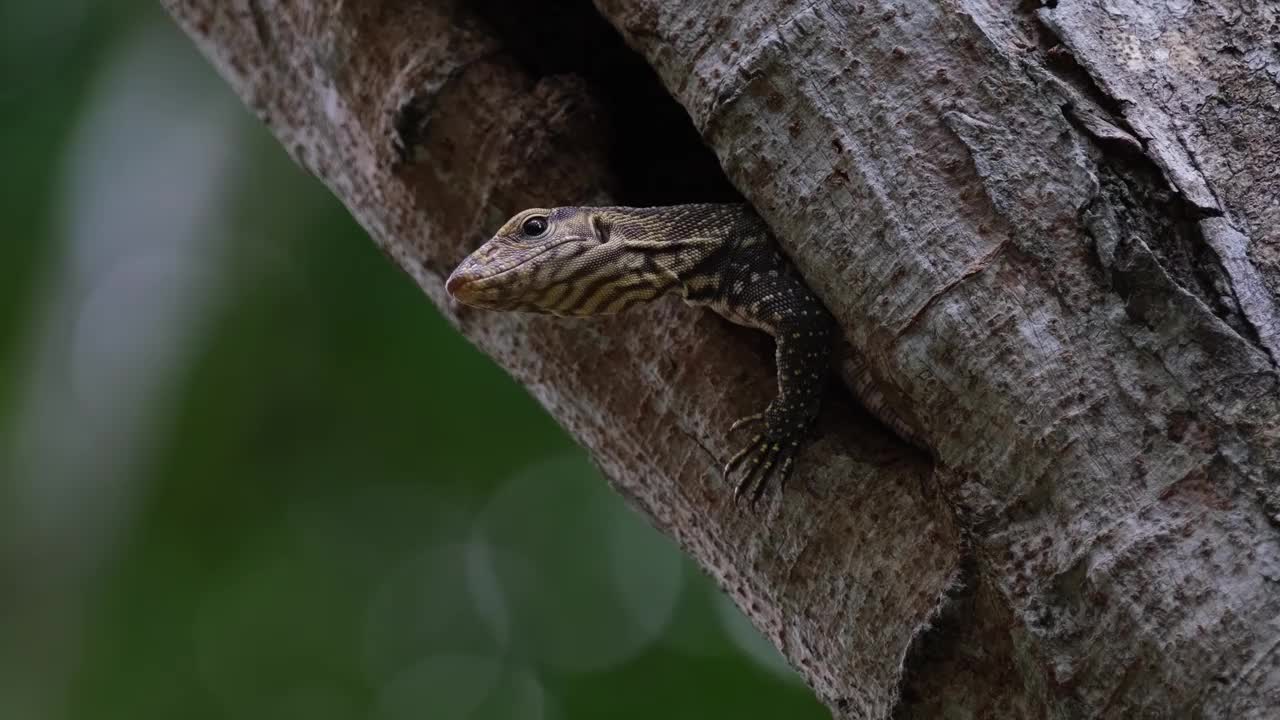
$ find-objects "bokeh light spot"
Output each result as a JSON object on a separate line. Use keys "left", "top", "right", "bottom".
{"left": 362, "top": 541, "right": 502, "bottom": 681}
{"left": 474, "top": 454, "right": 684, "bottom": 673}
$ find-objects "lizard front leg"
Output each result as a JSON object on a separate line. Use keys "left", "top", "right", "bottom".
{"left": 710, "top": 250, "right": 836, "bottom": 503}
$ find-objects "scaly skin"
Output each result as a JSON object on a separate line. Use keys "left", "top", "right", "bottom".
{"left": 446, "top": 204, "right": 836, "bottom": 502}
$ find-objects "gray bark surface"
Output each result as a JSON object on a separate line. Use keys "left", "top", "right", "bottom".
{"left": 163, "top": 0, "right": 1279, "bottom": 717}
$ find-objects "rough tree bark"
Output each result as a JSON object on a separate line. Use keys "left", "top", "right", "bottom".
{"left": 162, "top": 1, "right": 1279, "bottom": 718}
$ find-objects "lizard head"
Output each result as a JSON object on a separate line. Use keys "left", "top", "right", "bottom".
{"left": 447, "top": 206, "right": 619, "bottom": 315}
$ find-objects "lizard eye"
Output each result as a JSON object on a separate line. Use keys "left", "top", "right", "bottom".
{"left": 521, "top": 216, "right": 549, "bottom": 237}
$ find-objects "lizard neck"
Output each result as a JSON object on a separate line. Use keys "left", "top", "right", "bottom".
{"left": 592, "top": 204, "right": 762, "bottom": 307}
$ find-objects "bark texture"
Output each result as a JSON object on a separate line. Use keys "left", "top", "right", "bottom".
{"left": 163, "top": 0, "right": 1280, "bottom": 717}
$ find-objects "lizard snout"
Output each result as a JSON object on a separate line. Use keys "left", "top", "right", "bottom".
{"left": 445, "top": 266, "right": 479, "bottom": 302}
{"left": 446, "top": 260, "right": 502, "bottom": 308}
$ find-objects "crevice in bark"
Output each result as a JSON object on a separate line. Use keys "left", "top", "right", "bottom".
{"left": 1025, "top": 24, "right": 1259, "bottom": 354}
{"left": 1025, "top": 12, "right": 1280, "bottom": 370}
{"left": 391, "top": 56, "right": 500, "bottom": 167}
{"left": 895, "top": 561, "right": 1044, "bottom": 719}
{"left": 1032, "top": 21, "right": 1131, "bottom": 135}
{"left": 469, "top": 0, "right": 740, "bottom": 206}
{"left": 1089, "top": 155, "right": 1258, "bottom": 347}
{"left": 894, "top": 553, "right": 977, "bottom": 714}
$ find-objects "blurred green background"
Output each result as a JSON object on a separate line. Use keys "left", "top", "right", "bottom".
{"left": 0, "top": 3, "right": 828, "bottom": 719}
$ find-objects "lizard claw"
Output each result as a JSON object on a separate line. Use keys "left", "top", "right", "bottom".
{"left": 729, "top": 413, "right": 764, "bottom": 434}
{"left": 748, "top": 452, "right": 777, "bottom": 506}
{"left": 727, "top": 435, "right": 770, "bottom": 504}
{"left": 775, "top": 442, "right": 799, "bottom": 493}
{"left": 724, "top": 439, "right": 800, "bottom": 507}
{"left": 727, "top": 394, "right": 814, "bottom": 502}
{"left": 723, "top": 431, "right": 763, "bottom": 478}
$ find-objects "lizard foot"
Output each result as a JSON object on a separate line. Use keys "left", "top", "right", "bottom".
{"left": 723, "top": 413, "right": 801, "bottom": 506}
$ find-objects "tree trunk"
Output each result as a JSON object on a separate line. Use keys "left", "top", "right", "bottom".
{"left": 162, "top": 1, "right": 1280, "bottom": 717}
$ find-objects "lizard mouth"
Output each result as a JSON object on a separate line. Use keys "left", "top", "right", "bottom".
{"left": 445, "top": 265, "right": 507, "bottom": 306}
{"left": 445, "top": 240, "right": 572, "bottom": 307}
